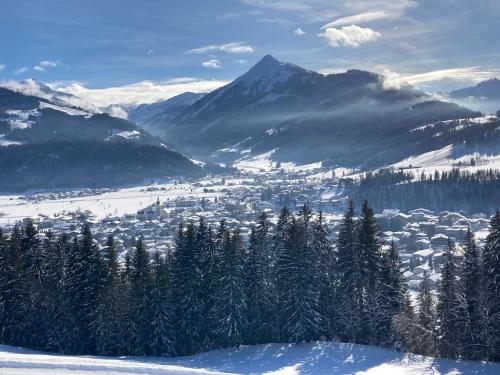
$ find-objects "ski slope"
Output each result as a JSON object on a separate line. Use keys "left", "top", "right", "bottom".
{"left": 0, "top": 341, "right": 498, "bottom": 375}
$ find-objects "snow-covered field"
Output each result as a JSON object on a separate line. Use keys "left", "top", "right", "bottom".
{"left": 1, "top": 341, "right": 498, "bottom": 375}
{"left": 0, "top": 181, "right": 222, "bottom": 226}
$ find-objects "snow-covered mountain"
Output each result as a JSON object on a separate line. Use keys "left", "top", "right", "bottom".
{"left": 145, "top": 55, "right": 479, "bottom": 167}
{"left": 450, "top": 78, "right": 500, "bottom": 99}
{"left": 128, "top": 92, "right": 204, "bottom": 136}
{"left": 0, "top": 87, "right": 205, "bottom": 191}
{"left": 0, "top": 87, "right": 154, "bottom": 145}
{"left": 448, "top": 78, "right": 500, "bottom": 113}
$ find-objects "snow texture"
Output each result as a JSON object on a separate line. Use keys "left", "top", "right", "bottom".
{"left": 0, "top": 341, "right": 498, "bottom": 374}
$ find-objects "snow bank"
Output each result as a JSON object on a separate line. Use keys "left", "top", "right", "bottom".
{"left": 0, "top": 340, "right": 498, "bottom": 374}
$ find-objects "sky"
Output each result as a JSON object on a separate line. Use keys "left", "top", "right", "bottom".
{"left": 1, "top": 0, "right": 499, "bottom": 107}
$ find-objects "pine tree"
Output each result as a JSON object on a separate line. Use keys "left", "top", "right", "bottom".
{"left": 45, "top": 234, "right": 70, "bottom": 352}
{"left": 334, "top": 200, "right": 362, "bottom": 343}
{"left": 245, "top": 212, "right": 274, "bottom": 344}
{"left": 0, "top": 227, "right": 27, "bottom": 346}
{"left": 415, "top": 271, "right": 436, "bottom": 356}
{"left": 460, "top": 228, "right": 485, "bottom": 360}
{"left": 279, "top": 206, "right": 323, "bottom": 343}
{"left": 311, "top": 211, "right": 335, "bottom": 339}
{"left": 172, "top": 222, "right": 204, "bottom": 355}
{"left": 20, "top": 222, "right": 46, "bottom": 349}
{"left": 392, "top": 292, "right": 417, "bottom": 352}
{"left": 62, "top": 225, "right": 103, "bottom": 354}
{"left": 195, "top": 217, "right": 217, "bottom": 350}
{"left": 356, "top": 200, "right": 382, "bottom": 344}
{"left": 482, "top": 211, "right": 500, "bottom": 361}
{"left": 271, "top": 207, "right": 292, "bottom": 342}
{"left": 437, "top": 239, "right": 462, "bottom": 358}
{"left": 130, "top": 237, "right": 153, "bottom": 355}
{"left": 212, "top": 228, "right": 247, "bottom": 347}
{"left": 93, "top": 235, "right": 124, "bottom": 355}
{"left": 149, "top": 251, "right": 176, "bottom": 356}
{"left": 375, "top": 242, "right": 407, "bottom": 346}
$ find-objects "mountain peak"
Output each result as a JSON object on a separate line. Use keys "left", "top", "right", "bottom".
{"left": 232, "top": 55, "right": 308, "bottom": 93}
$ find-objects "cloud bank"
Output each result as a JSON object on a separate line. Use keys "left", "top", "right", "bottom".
{"left": 50, "top": 78, "right": 228, "bottom": 108}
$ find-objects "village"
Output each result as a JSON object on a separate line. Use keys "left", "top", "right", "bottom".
{"left": 2, "top": 165, "right": 494, "bottom": 293}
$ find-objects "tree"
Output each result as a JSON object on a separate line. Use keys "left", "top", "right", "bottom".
{"left": 245, "top": 213, "right": 274, "bottom": 344}
{"left": 375, "top": 242, "right": 407, "bottom": 346}
{"left": 61, "top": 225, "right": 103, "bottom": 354}
{"left": 334, "top": 200, "right": 362, "bottom": 343}
{"left": 93, "top": 235, "right": 125, "bottom": 355}
{"left": 130, "top": 237, "right": 153, "bottom": 355}
{"left": 149, "top": 251, "right": 176, "bottom": 356}
{"left": 460, "top": 228, "right": 485, "bottom": 360}
{"left": 356, "top": 200, "right": 383, "bottom": 344}
{"left": 272, "top": 207, "right": 292, "bottom": 342}
{"left": 482, "top": 211, "right": 500, "bottom": 361}
{"left": 212, "top": 228, "right": 247, "bottom": 347}
{"left": 172, "top": 222, "right": 204, "bottom": 355}
{"left": 0, "top": 227, "right": 27, "bottom": 346}
{"left": 311, "top": 211, "right": 335, "bottom": 339}
{"left": 278, "top": 206, "right": 324, "bottom": 343}
{"left": 415, "top": 271, "right": 436, "bottom": 356}
{"left": 437, "top": 240, "right": 462, "bottom": 359}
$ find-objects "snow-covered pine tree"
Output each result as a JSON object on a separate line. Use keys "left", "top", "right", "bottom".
{"left": 212, "top": 228, "right": 247, "bottom": 347}
{"left": 356, "top": 200, "right": 383, "bottom": 345}
{"left": 130, "top": 237, "right": 153, "bottom": 355}
{"left": 61, "top": 225, "right": 104, "bottom": 354}
{"left": 437, "top": 239, "right": 462, "bottom": 359}
{"left": 272, "top": 206, "right": 292, "bottom": 342}
{"left": 172, "top": 222, "right": 204, "bottom": 355}
{"left": 459, "top": 228, "right": 486, "bottom": 360}
{"left": 280, "top": 206, "right": 323, "bottom": 343}
{"left": 311, "top": 211, "right": 335, "bottom": 339}
{"left": 375, "top": 241, "right": 407, "bottom": 346}
{"left": 415, "top": 271, "right": 436, "bottom": 356}
{"left": 245, "top": 212, "right": 274, "bottom": 344}
{"left": 45, "top": 234, "right": 70, "bottom": 352}
{"left": 392, "top": 292, "right": 417, "bottom": 352}
{"left": 334, "top": 200, "right": 362, "bottom": 343}
{"left": 149, "top": 251, "right": 176, "bottom": 356}
{"left": 195, "top": 217, "right": 217, "bottom": 350}
{"left": 482, "top": 211, "right": 500, "bottom": 361}
{"left": 93, "top": 235, "right": 125, "bottom": 355}
{"left": 0, "top": 227, "right": 27, "bottom": 347}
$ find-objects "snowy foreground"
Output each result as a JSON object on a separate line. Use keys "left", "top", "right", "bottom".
{"left": 1, "top": 341, "right": 499, "bottom": 375}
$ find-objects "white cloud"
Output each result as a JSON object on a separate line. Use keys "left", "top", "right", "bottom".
{"left": 319, "top": 25, "right": 380, "bottom": 47}
{"left": 48, "top": 78, "right": 228, "bottom": 108}
{"left": 236, "top": 59, "right": 248, "bottom": 64}
{"left": 0, "top": 64, "right": 5, "bottom": 72}
{"left": 402, "top": 67, "right": 500, "bottom": 86}
{"left": 107, "top": 105, "right": 129, "bottom": 119}
{"left": 33, "top": 60, "right": 61, "bottom": 72}
{"left": 321, "top": 11, "right": 398, "bottom": 29}
{"left": 294, "top": 27, "right": 306, "bottom": 36}
{"left": 14, "top": 66, "right": 29, "bottom": 75}
{"left": 239, "top": 0, "right": 415, "bottom": 23}
{"left": 187, "top": 42, "right": 254, "bottom": 54}
{"left": 202, "top": 59, "right": 221, "bottom": 69}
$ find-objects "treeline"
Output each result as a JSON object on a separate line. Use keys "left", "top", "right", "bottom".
{"left": 1, "top": 203, "right": 500, "bottom": 361}
{"left": 0, "top": 140, "right": 203, "bottom": 192}
{"left": 350, "top": 169, "right": 500, "bottom": 214}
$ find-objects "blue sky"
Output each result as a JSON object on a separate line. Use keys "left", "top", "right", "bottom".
{"left": 1, "top": 0, "right": 499, "bottom": 106}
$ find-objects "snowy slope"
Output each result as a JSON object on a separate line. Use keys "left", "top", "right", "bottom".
{"left": 0, "top": 341, "right": 498, "bottom": 375}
